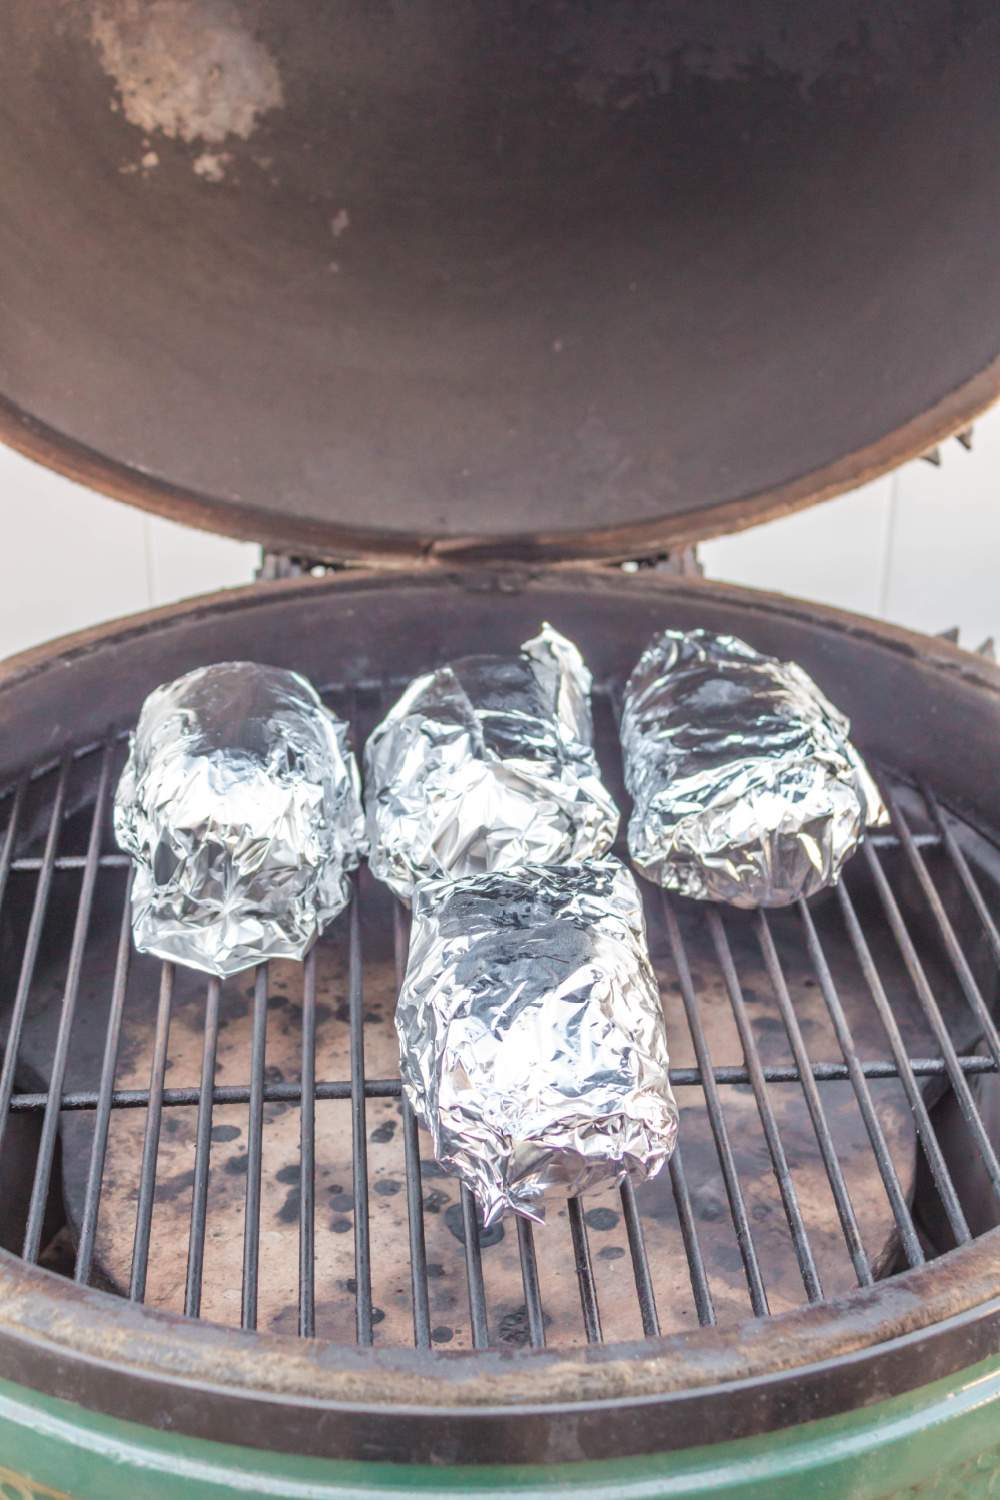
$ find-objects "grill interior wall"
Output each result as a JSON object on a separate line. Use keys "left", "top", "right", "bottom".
{"left": 0, "top": 680, "right": 998, "bottom": 1353}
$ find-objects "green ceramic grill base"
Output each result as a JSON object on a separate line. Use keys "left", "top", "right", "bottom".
{"left": 0, "top": 1356, "right": 997, "bottom": 1500}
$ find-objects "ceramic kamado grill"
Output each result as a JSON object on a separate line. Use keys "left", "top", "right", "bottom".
{"left": 0, "top": 4, "right": 999, "bottom": 1497}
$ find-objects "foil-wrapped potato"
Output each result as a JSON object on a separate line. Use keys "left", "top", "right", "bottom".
{"left": 621, "top": 629, "right": 886, "bottom": 907}
{"left": 365, "top": 624, "right": 618, "bottom": 900}
{"left": 397, "top": 857, "right": 678, "bottom": 1225}
{"left": 114, "top": 661, "right": 365, "bottom": 976}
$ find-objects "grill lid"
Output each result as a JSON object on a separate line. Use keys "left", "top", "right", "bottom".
{"left": 2, "top": 0, "right": 1000, "bottom": 564}
{"left": 1, "top": 573, "right": 1000, "bottom": 1460}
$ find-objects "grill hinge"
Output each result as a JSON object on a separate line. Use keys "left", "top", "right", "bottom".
{"left": 618, "top": 546, "right": 702, "bottom": 578}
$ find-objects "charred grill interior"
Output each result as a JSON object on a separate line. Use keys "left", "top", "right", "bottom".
{"left": 2, "top": 658, "right": 998, "bottom": 1354}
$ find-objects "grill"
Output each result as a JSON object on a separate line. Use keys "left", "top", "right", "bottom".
{"left": 0, "top": 569, "right": 997, "bottom": 1496}
{"left": 3, "top": 686, "right": 999, "bottom": 1360}
{"left": 3, "top": 2, "right": 1000, "bottom": 1493}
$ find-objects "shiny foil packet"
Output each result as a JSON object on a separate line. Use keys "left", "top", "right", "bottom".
{"left": 365, "top": 625, "right": 619, "bottom": 901}
{"left": 621, "top": 629, "right": 886, "bottom": 908}
{"left": 114, "top": 662, "right": 365, "bottom": 977}
{"left": 397, "top": 857, "right": 678, "bottom": 1225}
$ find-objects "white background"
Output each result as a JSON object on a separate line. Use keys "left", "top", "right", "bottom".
{"left": 1, "top": 407, "right": 998, "bottom": 661}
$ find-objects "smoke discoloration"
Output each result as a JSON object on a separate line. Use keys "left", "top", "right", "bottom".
{"left": 91, "top": 0, "right": 283, "bottom": 151}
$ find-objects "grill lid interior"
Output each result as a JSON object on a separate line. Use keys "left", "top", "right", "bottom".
{"left": 2, "top": 0, "right": 1000, "bottom": 564}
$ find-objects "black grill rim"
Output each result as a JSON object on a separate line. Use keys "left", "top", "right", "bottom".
{"left": 1, "top": 570, "right": 999, "bottom": 1465}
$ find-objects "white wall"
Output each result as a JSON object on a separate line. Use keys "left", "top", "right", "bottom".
{"left": 701, "top": 406, "right": 1000, "bottom": 652}
{"left": 0, "top": 464, "right": 258, "bottom": 660}
{"left": 1, "top": 408, "right": 998, "bottom": 661}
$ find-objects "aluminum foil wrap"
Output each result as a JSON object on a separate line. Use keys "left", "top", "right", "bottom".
{"left": 397, "top": 857, "right": 678, "bottom": 1225}
{"left": 365, "top": 624, "right": 619, "bottom": 900}
{"left": 114, "top": 662, "right": 365, "bottom": 977}
{"left": 621, "top": 629, "right": 886, "bottom": 908}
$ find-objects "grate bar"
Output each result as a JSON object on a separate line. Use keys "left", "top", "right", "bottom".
{"left": 0, "top": 777, "right": 27, "bottom": 914}
{"left": 4, "top": 714, "right": 1000, "bottom": 1352}
{"left": 869, "top": 831, "right": 940, "bottom": 850}
{"left": 836, "top": 882, "right": 971, "bottom": 1244}
{"left": 515, "top": 1217, "right": 546, "bottom": 1349}
{"left": 392, "top": 903, "right": 431, "bottom": 1349}
{"left": 240, "top": 965, "right": 269, "bottom": 1331}
{"left": 756, "top": 911, "right": 873, "bottom": 1288}
{"left": 23, "top": 741, "right": 114, "bottom": 1263}
{"left": 184, "top": 977, "right": 221, "bottom": 1319}
{"left": 882, "top": 783, "right": 1000, "bottom": 1070}
{"left": 129, "top": 963, "right": 174, "bottom": 1302}
{"left": 400, "top": 1100, "right": 431, "bottom": 1346}
{"left": 0, "top": 755, "right": 71, "bottom": 1160}
{"left": 298, "top": 949, "right": 317, "bottom": 1338}
{"left": 7, "top": 1055, "right": 996, "bottom": 1117}
{"left": 75, "top": 870, "right": 134, "bottom": 1284}
{"left": 864, "top": 843, "right": 1000, "bottom": 1201}
{"left": 348, "top": 895, "right": 374, "bottom": 1345}
{"left": 923, "top": 785, "right": 1000, "bottom": 970}
{"left": 460, "top": 1188, "right": 490, "bottom": 1348}
{"left": 706, "top": 908, "right": 823, "bottom": 1303}
{"left": 797, "top": 899, "right": 924, "bottom": 1269}
{"left": 620, "top": 1177, "right": 660, "bottom": 1336}
{"left": 664, "top": 894, "right": 770, "bottom": 1316}
{"left": 567, "top": 1197, "right": 603, "bottom": 1342}
{"left": 11, "top": 853, "right": 131, "bottom": 872}
{"left": 668, "top": 1146, "right": 716, "bottom": 1326}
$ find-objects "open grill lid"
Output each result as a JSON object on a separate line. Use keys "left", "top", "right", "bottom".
{"left": 2, "top": 0, "right": 1000, "bottom": 565}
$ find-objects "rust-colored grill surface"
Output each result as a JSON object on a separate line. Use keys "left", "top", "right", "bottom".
{"left": 1, "top": 679, "right": 997, "bottom": 1355}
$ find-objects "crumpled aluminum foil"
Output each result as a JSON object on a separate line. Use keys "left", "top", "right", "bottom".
{"left": 114, "top": 662, "right": 366, "bottom": 977}
{"left": 397, "top": 857, "right": 678, "bottom": 1225}
{"left": 621, "top": 629, "right": 886, "bottom": 908}
{"left": 365, "top": 624, "right": 619, "bottom": 901}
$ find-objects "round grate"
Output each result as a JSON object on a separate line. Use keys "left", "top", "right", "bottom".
{"left": 1, "top": 679, "right": 997, "bottom": 1354}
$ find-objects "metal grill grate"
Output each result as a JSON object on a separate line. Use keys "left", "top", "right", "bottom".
{"left": 0, "top": 680, "right": 998, "bottom": 1352}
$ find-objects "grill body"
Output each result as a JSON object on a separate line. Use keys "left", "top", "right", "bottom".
{"left": 0, "top": 1360, "right": 997, "bottom": 1499}
{"left": 0, "top": 569, "right": 998, "bottom": 1496}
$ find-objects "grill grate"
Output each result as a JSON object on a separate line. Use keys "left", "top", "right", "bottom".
{"left": 0, "top": 681, "right": 998, "bottom": 1352}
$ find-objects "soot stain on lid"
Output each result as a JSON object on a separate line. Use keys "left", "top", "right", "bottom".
{"left": 90, "top": 0, "right": 284, "bottom": 180}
